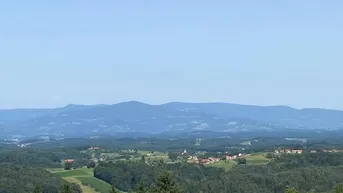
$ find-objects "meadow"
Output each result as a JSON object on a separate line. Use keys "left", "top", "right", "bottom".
{"left": 205, "top": 160, "right": 237, "bottom": 171}
{"left": 245, "top": 152, "right": 270, "bottom": 165}
{"left": 206, "top": 152, "right": 270, "bottom": 171}
{"left": 48, "top": 168, "right": 124, "bottom": 193}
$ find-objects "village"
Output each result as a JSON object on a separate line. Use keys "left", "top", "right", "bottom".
{"left": 60, "top": 146, "right": 343, "bottom": 172}
{"left": 273, "top": 148, "right": 343, "bottom": 154}
{"left": 186, "top": 148, "right": 343, "bottom": 166}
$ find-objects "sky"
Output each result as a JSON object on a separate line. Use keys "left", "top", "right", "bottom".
{"left": 1, "top": 1, "right": 343, "bottom": 109}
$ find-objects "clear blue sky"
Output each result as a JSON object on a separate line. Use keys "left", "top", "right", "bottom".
{"left": 1, "top": 1, "right": 342, "bottom": 109}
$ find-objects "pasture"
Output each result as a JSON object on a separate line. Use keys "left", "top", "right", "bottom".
{"left": 48, "top": 168, "right": 124, "bottom": 193}
{"left": 245, "top": 153, "right": 270, "bottom": 165}
{"left": 76, "top": 177, "right": 113, "bottom": 193}
{"left": 206, "top": 160, "right": 237, "bottom": 171}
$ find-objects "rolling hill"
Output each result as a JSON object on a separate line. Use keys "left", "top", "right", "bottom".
{"left": 0, "top": 101, "right": 342, "bottom": 137}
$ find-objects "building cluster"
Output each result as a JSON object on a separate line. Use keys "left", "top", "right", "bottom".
{"left": 187, "top": 156, "right": 199, "bottom": 164}
{"left": 187, "top": 156, "right": 221, "bottom": 165}
{"left": 64, "top": 159, "right": 74, "bottom": 163}
{"left": 88, "top": 146, "right": 100, "bottom": 150}
{"left": 322, "top": 149, "right": 343, "bottom": 153}
{"left": 274, "top": 149, "right": 303, "bottom": 154}
{"left": 184, "top": 149, "right": 246, "bottom": 165}
{"left": 200, "top": 157, "right": 221, "bottom": 165}
{"left": 273, "top": 149, "right": 343, "bottom": 154}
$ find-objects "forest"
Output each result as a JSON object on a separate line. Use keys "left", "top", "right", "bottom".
{"left": 0, "top": 163, "right": 81, "bottom": 193}
{"left": 94, "top": 152, "right": 343, "bottom": 193}
{"left": 3, "top": 136, "right": 343, "bottom": 192}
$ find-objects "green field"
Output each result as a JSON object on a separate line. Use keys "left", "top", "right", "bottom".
{"left": 206, "top": 153, "right": 270, "bottom": 170}
{"left": 245, "top": 153, "right": 270, "bottom": 165}
{"left": 136, "top": 150, "right": 170, "bottom": 162}
{"left": 76, "top": 177, "right": 114, "bottom": 193}
{"left": 48, "top": 168, "right": 124, "bottom": 193}
{"left": 206, "top": 160, "right": 237, "bottom": 171}
{"left": 54, "top": 169, "right": 90, "bottom": 178}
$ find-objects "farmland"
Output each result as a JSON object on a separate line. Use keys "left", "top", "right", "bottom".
{"left": 205, "top": 152, "right": 270, "bottom": 171}
{"left": 245, "top": 153, "right": 270, "bottom": 165}
{"left": 48, "top": 168, "right": 123, "bottom": 193}
{"left": 100, "top": 149, "right": 170, "bottom": 162}
{"left": 76, "top": 177, "right": 113, "bottom": 193}
{"left": 205, "top": 160, "right": 237, "bottom": 171}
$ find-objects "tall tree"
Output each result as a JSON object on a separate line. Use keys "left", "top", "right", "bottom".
{"left": 285, "top": 188, "right": 299, "bottom": 193}
{"left": 151, "top": 172, "right": 182, "bottom": 193}
{"left": 141, "top": 155, "right": 146, "bottom": 162}
{"left": 332, "top": 184, "right": 343, "bottom": 193}
{"left": 64, "top": 162, "right": 73, "bottom": 170}
{"left": 135, "top": 180, "right": 146, "bottom": 193}
{"left": 33, "top": 185, "right": 41, "bottom": 193}
{"left": 87, "top": 160, "right": 96, "bottom": 168}
{"left": 109, "top": 181, "right": 118, "bottom": 193}
{"left": 60, "top": 183, "right": 72, "bottom": 193}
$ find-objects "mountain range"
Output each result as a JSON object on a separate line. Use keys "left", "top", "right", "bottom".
{"left": 0, "top": 101, "right": 342, "bottom": 138}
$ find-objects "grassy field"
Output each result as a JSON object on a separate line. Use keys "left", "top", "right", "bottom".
{"left": 136, "top": 150, "right": 170, "bottom": 162}
{"left": 64, "top": 177, "right": 97, "bottom": 193}
{"left": 206, "top": 160, "right": 237, "bottom": 171}
{"left": 76, "top": 177, "right": 113, "bottom": 193}
{"left": 245, "top": 153, "right": 270, "bottom": 165}
{"left": 206, "top": 152, "right": 270, "bottom": 170}
{"left": 48, "top": 168, "right": 123, "bottom": 193}
{"left": 54, "top": 169, "right": 91, "bottom": 178}
{"left": 100, "top": 150, "right": 170, "bottom": 163}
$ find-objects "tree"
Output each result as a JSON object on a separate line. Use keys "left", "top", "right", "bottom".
{"left": 141, "top": 155, "right": 146, "bottom": 162}
{"left": 237, "top": 158, "right": 247, "bottom": 164}
{"left": 109, "top": 181, "right": 118, "bottom": 193}
{"left": 135, "top": 180, "right": 146, "bottom": 193}
{"left": 168, "top": 152, "right": 178, "bottom": 162}
{"left": 265, "top": 153, "right": 273, "bottom": 159}
{"left": 109, "top": 186, "right": 118, "bottom": 193}
{"left": 151, "top": 172, "right": 182, "bottom": 193}
{"left": 33, "top": 185, "right": 41, "bottom": 193}
{"left": 87, "top": 160, "right": 96, "bottom": 168}
{"left": 332, "top": 184, "right": 343, "bottom": 193}
{"left": 285, "top": 188, "right": 299, "bottom": 193}
{"left": 60, "top": 183, "right": 72, "bottom": 193}
{"left": 64, "top": 162, "right": 73, "bottom": 170}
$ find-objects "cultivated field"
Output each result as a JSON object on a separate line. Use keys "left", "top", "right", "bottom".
{"left": 48, "top": 168, "right": 124, "bottom": 193}
{"left": 206, "top": 160, "right": 237, "bottom": 171}
{"left": 245, "top": 153, "right": 270, "bottom": 165}
{"left": 206, "top": 152, "right": 270, "bottom": 171}
{"left": 76, "top": 176, "right": 112, "bottom": 193}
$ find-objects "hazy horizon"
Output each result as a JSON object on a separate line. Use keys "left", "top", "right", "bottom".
{"left": 1, "top": 100, "right": 342, "bottom": 111}
{"left": 1, "top": 1, "right": 343, "bottom": 109}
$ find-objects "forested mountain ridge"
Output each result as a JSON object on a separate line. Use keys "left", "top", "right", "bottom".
{"left": 163, "top": 102, "right": 343, "bottom": 129}
{"left": 1, "top": 101, "right": 343, "bottom": 137}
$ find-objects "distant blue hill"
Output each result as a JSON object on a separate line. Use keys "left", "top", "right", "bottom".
{"left": 162, "top": 102, "right": 343, "bottom": 130}
{"left": 0, "top": 101, "right": 342, "bottom": 137}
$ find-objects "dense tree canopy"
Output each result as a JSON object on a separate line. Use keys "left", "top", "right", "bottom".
{"left": 94, "top": 152, "right": 343, "bottom": 193}
{"left": 0, "top": 163, "right": 81, "bottom": 193}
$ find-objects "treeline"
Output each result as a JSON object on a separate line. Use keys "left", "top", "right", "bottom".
{"left": 0, "top": 163, "right": 81, "bottom": 193}
{"left": 0, "top": 148, "right": 91, "bottom": 193}
{"left": 29, "top": 136, "right": 304, "bottom": 153}
{"left": 286, "top": 184, "right": 343, "bottom": 193}
{"left": 271, "top": 152, "right": 343, "bottom": 169}
{"left": 94, "top": 152, "right": 343, "bottom": 193}
{"left": 0, "top": 148, "right": 91, "bottom": 168}
{"left": 26, "top": 135, "right": 343, "bottom": 156}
